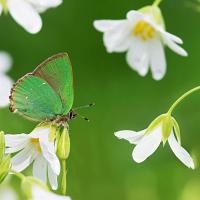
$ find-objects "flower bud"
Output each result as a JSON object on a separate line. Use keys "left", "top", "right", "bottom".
{"left": 57, "top": 127, "right": 70, "bottom": 160}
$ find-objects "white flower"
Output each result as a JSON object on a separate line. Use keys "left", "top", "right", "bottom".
{"left": 5, "top": 126, "right": 60, "bottom": 190}
{"left": 0, "top": 187, "right": 18, "bottom": 200}
{"left": 0, "top": 51, "right": 13, "bottom": 107}
{"left": 94, "top": 8, "right": 187, "bottom": 80}
{"left": 115, "top": 114, "right": 195, "bottom": 169}
{"left": 0, "top": 0, "right": 63, "bottom": 34}
{"left": 32, "top": 186, "right": 71, "bottom": 200}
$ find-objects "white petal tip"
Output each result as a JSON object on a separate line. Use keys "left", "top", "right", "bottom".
{"left": 189, "top": 161, "right": 195, "bottom": 170}
{"left": 52, "top": 186, "right": 58, "bottom": 191}
{"left": 132, "top": 151, "right": 146, "bottom": 163}
{"left": 132, "top": 155, "right": 144, "bottom": 163}
{"left": 114, "top": 131, "right": 121, "bottom": 138}
{"left": 152, "top": 73, "right": 165, "bottom": 81}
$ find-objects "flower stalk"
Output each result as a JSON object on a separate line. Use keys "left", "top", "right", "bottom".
{"left": 168, "top": 86, "right": 200, "bottom": 115}
{"left": 153, "top": 0, "right": 162, "bottom": 6}
{"left": 60, "top": 160, "right": 67, "bottom": 195}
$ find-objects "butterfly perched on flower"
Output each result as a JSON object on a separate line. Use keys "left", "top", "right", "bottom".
{"left": 6, "top": 53, "right": 82, "bottom": 190}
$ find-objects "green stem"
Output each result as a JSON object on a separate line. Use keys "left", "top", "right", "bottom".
{"left": 168, "top": 86, "right": 200, "bottom": 115}
{"left": 153, "top": 0, "right": 162, "bottom": 6}
{"left": 9, "top": 170, "right": 25, "bottom": 180}
{"left": 60, "top": 160, "right": 67, "bottom": 195}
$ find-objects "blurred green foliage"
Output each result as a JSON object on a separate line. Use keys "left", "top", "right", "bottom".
{"left": 0, "top": 0, "right": 200, "bottom": 199}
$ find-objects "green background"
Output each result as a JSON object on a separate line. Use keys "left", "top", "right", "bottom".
{"left": 0, "top": 0, "right": 200, "bottom": 199}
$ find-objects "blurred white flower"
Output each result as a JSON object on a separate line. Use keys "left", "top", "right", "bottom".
{"left": 32, "top": 186, "right": 71, "bottom": 200}
{"left": 94, "top": 7, "right": 187, "bottom": 80}
{"left": 5, "top": 126, "right": 60, "bottom": 190}
{"left": 0, "top": 187, "right": 18, "bottom": 200}
{"left": 0, "top": 51, "right": 13, "bottom": 107}
{"left": 0, "top": 0, "right": 63, "bottom": 34}
{"left": 115, "top": 114, "right": 194, "bottom": 169}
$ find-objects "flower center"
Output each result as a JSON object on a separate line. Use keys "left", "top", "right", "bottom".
{"left": 30, "top": 138, "right": 42, "bottom": 153}
{"left": 133, "top": 21, "right": 155, "bottom": 41}
{"left": 0, "top": 0, "right": 8, "bottom": 13}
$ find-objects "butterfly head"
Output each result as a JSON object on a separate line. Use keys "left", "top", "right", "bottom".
{"left": 69, "top": 110, "right": 77, "bottom": 120}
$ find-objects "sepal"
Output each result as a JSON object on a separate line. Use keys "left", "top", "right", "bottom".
{"left": 146, "top": 114, "right": 166, "bottom": 134}
{"left": 0, "top": 131, "right": 5, "bottom": 162}
{"left": 172, "top": 117, "right": 181, "bottom": 144}
{"left": 162, "top": 115, "right": 173, "bottom": 144}
{"left": 0, "top": 154, "right": 11, "bottom": 184}
{"left": 139, "top": 5, "right": 165, "bottom": 29}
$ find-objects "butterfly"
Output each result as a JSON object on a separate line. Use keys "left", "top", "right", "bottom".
{"left": 9, "top": 53, "right": 77, "bottom": 124}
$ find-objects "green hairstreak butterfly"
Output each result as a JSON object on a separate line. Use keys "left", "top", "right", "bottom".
{"left": 9, "top": 53, "right": 77, "bottom": 124}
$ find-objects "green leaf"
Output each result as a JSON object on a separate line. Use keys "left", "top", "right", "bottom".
{"left": 172, "top": 117, "right": 181, "bottom": 144}
{"left": 0, "top": 155, "right": 11, "bottom": 184}
{"left": 0, "top": 131, "right": 5, "bottom": 163}
{"left": 146, "top": 114, "right": 166, "bottom": 134}
{"left": 57, "top": 127, "right": 70, "bottom": 160}
{"left": 162, "top": 116, "right": 173, "bottom": 144}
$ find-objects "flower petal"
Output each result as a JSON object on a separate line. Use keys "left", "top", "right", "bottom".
{"left": 168, "top": 132, "right": 195, "bottom": 169}
{"left": 126, "top": 39, "right": 149, "bottom": 76}
{"left": 28, "top": 0, "right": 62, "bottom": 13}
{"left": 148, "top": 39, "right": 166, "bottom": 80}
{"left": 48, "top": 165, "right": 58, "bottom": 190}
{"left": 11, "top": 146, "right": 36, "bottom": 172}
{"left": 33, "top": 155, "right": 47, "bottom": 183}
{"left": 163, "top": 36, "right": 188, "bottom": 57}
{"left": 0, "top": 51, "right": 12, "bottom": 72}
{"left": 5, "top": 140, "right": 28, "bottom": 154}
{"left": 0, "top": 4, "right": 2, "bottom": 15}
{"left": 30, "top": 127, "right": 50, "bottom": 141}
{"left": 102, "top": 21, "right": 131, "bottom": 53}
{"left": 114, "top": 130, "right": 145, "bottom": 144}
{"left": 0, "top": 187, "right": 17, "bottom": 200}
{"left": 5, "top": 133, "right": 29, "bottom": 147}
{"left": 132, "top": 125, "right": 162, "bottom": 163}
{"left": 40, "top": 141, "right": 60, "bottom": 175}
{"left": 158, "top": 29, "right": 183, "bottom": 44}
{"left": 7, "top": 0, "right": 42, "bottom": 34}
{"left": 126, "top": 10, "right": 145, "bottom": 24}
{"left": 32, "top": 186, "right": 71, "bottom": 200}
{"left": 93, "top": 20, "right": 125, "bottom": 32}
{"left": 0, "top": 75, "right": 13, "bottom": 107}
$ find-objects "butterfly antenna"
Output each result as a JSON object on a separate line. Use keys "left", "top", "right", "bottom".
{"left": 73, "top": 103, "right": 95, "bottom": 111}
{"left": 76, "top": 112, "right": 90, "bottom": 122}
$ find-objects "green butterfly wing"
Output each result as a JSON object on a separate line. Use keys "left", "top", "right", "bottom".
{"left": 33, "top": 53, "right": 74, "bottom": 115}
{"left": 10, "top": 53, "right": 74, "bottom": 121}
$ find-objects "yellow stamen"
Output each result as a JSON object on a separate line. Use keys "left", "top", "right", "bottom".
{"left": 133, "top": 20, "right": 155, "bottom": 41}
{"left": 30, "top": 138, "right": 42, "bottom": 153}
